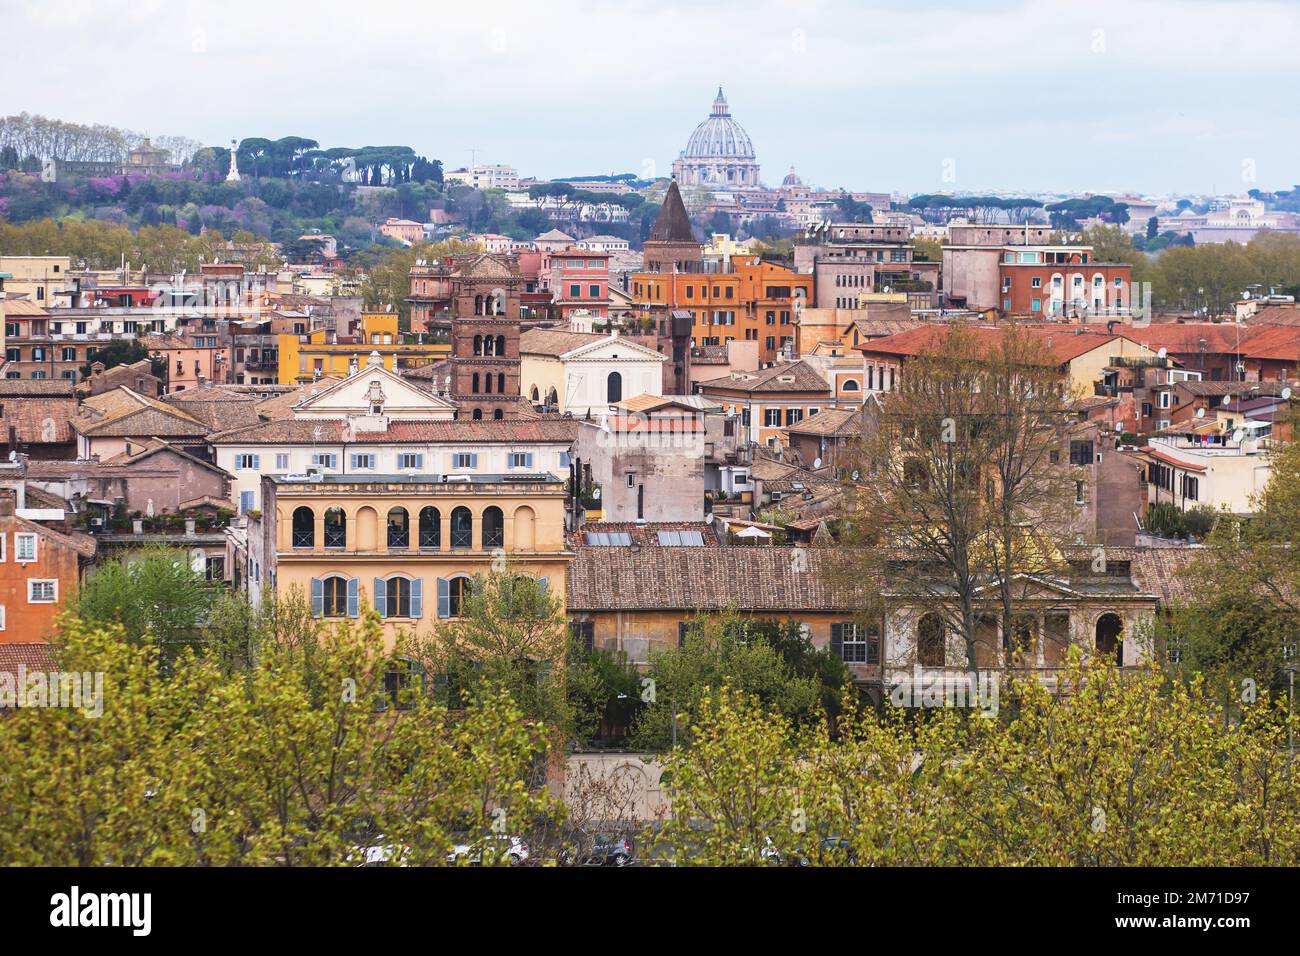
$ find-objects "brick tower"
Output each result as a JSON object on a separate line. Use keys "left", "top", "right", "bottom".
{"left": 448, "top": 254, "right": 524, "bottom": 420}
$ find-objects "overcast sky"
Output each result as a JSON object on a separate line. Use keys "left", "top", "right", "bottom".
{"left": 5, "top": 0, "right": 1298, "bottom": 197}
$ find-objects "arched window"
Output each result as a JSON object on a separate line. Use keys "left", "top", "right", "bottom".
{"left": 484, "top": 373, "right": 493, "bottom": 394}
{"left": 546, "top": 387, "right": 558, "bottom": 407}
{"left": 292, "top": 506, "right": 314, "bottom": 548}
{"left": 449, "top": 576, "right": 471, "bottom": 617}
{"left": 384, "top": 576, "right": 411, "bottom": 618}
{"left": 418, "top": 506, "right": 441, "bottom": 548}
{"left": 493, "top": 408, "right": 503, "bottom": 420}
{"left": 473, "top": 334, "right": 483, "bottom": 356}
{"left": 842, "top": 379, "right": 860, "bottom": 392}
{"left": 482, "top": 506, "right": 504, "bottom": 548}
{"left": 1095, "top": 613, "right": 1123, "bottom": 666}
{"left": 917, "top": 613, "right": 946, "bottom": 667}
{"left": 607, "top": 371, "right": 622, "bottom": 403}
{"left": 323, "top": 507, "right": 346, "bottom": 549}
{"left": 483, "top": 335, "right": 494, "bottom": 356}
{"left": 497, "top": 373, "right": 505, "bottom": 393}
{"left": 387, "top": 507, "right": 409, "bottom": 549}
{"left": 472, "top": 372, "right": 480, "bottom": 393}
{"left": 530, "top": 385, "right": 540, "bottom": 403}
{"left": 496, "top": 334, "right": 506, "bottom": 356}
{"left": 472, "top": 408, "right": 483, "bottom": 420}
{"left": 474, "top": 294, "right": 484, "bottom": 315}
{"left": 323, "top": 575, "right": 348, "bottom": 617}
{"left": 451, "top": 506, "right": 473, "bottom": 548}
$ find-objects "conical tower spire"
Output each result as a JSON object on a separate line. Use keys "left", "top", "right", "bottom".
{"left": 650, "top": 180, "right": 694, "bottom": 243}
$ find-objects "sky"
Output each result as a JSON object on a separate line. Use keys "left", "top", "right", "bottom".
{"left": 4, "top": 0, "right": 1299, "bottom": 198}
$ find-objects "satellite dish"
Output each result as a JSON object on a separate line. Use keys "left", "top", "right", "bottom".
{"left": 1114, "top": 421, "right": 1123, "bottom": 432}
{"left": 1284, "top": 387, "right": 1293, "bottom": 400}
{"left": 1232, "top": 428, "right": 1246, "bottom": 443}
{"left": 1195, "top": 407, "right": 1205, "bottom": 418}
{"left": 813, "top": 457, "right": 823, "bottom": 469}
{"left": 592, "top": 487, "right": 601, "bottom": 500}
{"left": 851, "top": 470, "right": 861, "bottom": 481}
{"left": 1157, "top": 347, "right": 1167, "bottom": 359}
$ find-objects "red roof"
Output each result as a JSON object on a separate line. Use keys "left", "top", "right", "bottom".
{"left": 1124, "top": 323, "right": 1247, "bottom": 355}
{"left": 1241, "top": 325, "right": 1300, "bottom": 362}
{"left": 0, "top": 643, "right": 56, "bottom": 678}
{"left": 857, "top": 324, "right": 1137, "bottom": 365}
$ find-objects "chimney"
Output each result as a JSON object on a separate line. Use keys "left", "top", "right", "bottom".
{"left": 0, "top": 489, "right": 15, "bottom": 517}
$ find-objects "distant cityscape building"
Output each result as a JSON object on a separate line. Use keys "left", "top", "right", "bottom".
{"left": 671, "top": 88, "right": 761, "bottom": 191}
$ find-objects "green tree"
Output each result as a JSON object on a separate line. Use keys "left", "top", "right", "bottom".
{"left": 0, "top": 607, "right": 559, "bottom": 866}
{"left": 628, "top": 611, "right": 835, "bottom": 752}
{"left": 75, "top": 548, "right": 216, "bottom": 660}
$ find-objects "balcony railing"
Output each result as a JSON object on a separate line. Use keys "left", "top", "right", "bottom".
{"left": 324, "top": 527, "right": 346, "bottom": 549}
{"left": 292, "top": 530, "right": 313, "bottom": 548}
{"left": 451, "top": 527, "right": 472, "bottom": 549}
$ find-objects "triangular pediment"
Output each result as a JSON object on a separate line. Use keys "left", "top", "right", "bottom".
{"left": 293, "top": 364, "right": 455, "bottom": 418}
{"left": 561, "top": 336, "right": 667, "bottom": 362}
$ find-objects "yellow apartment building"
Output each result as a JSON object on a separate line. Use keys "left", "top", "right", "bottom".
{"left": 249, "top": 473, "right": 571, "bottom": 645}
{"left": 277, "top": 311, "right": 449, "bottom": 384}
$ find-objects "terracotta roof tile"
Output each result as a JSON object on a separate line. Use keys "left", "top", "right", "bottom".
{"left": 209, "top": 417, "right": 579, "bottom": 444}
{"left": 697, "top": 360, "right": 831, "bottom": 395}
{"left": 567, "top": 545, "right": 864, "bottom": 611}
{"left": 0, "top": 396, "right": 77, "bottom": 443}
{"left": 0, "top": 643, "right": 57, "bottom": 678}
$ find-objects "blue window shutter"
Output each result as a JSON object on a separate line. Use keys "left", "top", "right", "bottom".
{"left": 347, "top": 578, "right": 359, "bottom": 618}
{"left": 538, "top": 576, "right": 549, "bottom": 593}
{"left": 374, "top": 577, "right": 387, "bottom": 618}
{"left": 470, "top": 453, "right": 478, "bottom": 468}
{"left": 525, "top": 453, "right": 533, "bottom": 468}
{"left": 310, "top": 577, "right": 323, "bottom": 618}
{"left": 240, "top": 490, "right": 254, "bottom": 515}
{"left": 411, "top": 578, "right": 423, "bottom": 619}
{"left": 560, "top": 451, "right": 571, "bottom": 467}
{"left": 437, "top": 577, "right": 450, "bottom": 619}
{"left": 252, "top": 455, "right": 259, "bottom": 469}
{"left": 416, "top": 454, "right": 424, "bottom": 469}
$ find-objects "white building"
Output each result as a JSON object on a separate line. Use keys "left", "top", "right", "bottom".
{"left": 519, "top": 328, "right": 666, "bottom": 419}
{"left": 445, "top": 164, "right": 520, "bottom": 191}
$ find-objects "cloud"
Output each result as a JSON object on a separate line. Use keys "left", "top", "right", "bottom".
{"left": 4, "top": 0, "right": 1298, "bottom": 194}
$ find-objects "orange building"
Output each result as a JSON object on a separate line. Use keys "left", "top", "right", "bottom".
{"left": 0, "top": 491, "right": 95, "bottom": 642}
{"left": 630, "top": 257, "right": 812, "bottom": 364}
{"left": 629, "top": 181, "right": 813, "bottom": 364}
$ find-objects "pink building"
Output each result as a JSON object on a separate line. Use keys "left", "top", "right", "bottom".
{"left": 546, "top": 248, "right": 610, "bottom": 320}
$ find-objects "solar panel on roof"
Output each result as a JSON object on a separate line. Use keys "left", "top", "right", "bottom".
{"left": 586, "top": 531, "right": 632, "bottom": 546}
{"left": 657, "top": 530, "right": 704, "bottom": 546}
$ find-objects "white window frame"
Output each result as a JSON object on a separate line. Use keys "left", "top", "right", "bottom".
{"left": 311, "top": 452, "right": 338, "bottom": 470}
{"left": 235, "top": 453, "right": 260, "bottom": 471}
{"left": 15, "top": 532, "right": 37, "bottom": 563}
{"left": 0, "top": 533, "right": 6, "bottom": 562}
{"left": 275, "top": 453, "right": 290, "bottom": 471}
{"left": 397, "top": 452, "right": 424, "bottom": 470}
{"left": 0, "top": 604, "right": 5, "bottom": 630}
{"left": 28, "top": 579, "right": 58, "bottom": 603}
{"left": 351, "top": 453, "right": 376, "bottom": 470}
